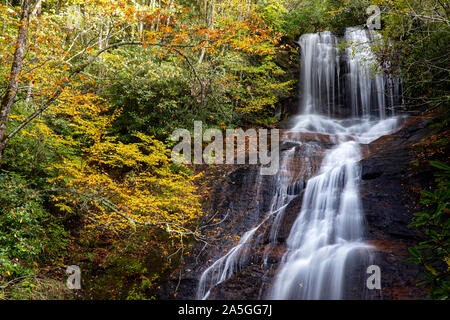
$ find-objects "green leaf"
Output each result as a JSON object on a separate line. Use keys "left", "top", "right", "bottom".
{"left": 430, "top": 161, "right": 450, "bottom": 171}
{"left": 408, "top": 247, "right": 421, "bottom": 258}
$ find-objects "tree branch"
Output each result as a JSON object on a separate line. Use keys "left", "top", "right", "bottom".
{"left": 4, "top": 41, "right": 194, "bottom": 146}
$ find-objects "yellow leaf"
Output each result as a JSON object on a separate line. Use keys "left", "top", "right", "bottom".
{"left": 425, "top": 264, "right": 438, "bottom": 276}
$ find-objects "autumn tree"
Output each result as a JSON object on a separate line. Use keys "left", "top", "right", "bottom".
{"left": 0, "top": 0, "right": 33, "bottom": 163}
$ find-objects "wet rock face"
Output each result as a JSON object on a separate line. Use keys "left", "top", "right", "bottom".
{"left": 204, "top": 190, "right": 306, "bottom": 300}
{"left": 160, "top": 165, "right": 278, "bottom": 300}
{"left": 360, "top": 116, "right": 431, "bottom": 299}
{"left": 163, "top": 138, "right": 325, "bottom": 299}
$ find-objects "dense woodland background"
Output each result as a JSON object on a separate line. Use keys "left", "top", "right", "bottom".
{"left": 0, "top": 0, "right": 448, "bottom": 299}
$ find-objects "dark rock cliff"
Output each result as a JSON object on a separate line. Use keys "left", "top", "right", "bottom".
{"left": 360, "top": 115, "right": 432, "bottom": 299}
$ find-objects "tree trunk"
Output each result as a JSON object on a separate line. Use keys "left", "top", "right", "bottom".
{"left": 0, "top": 0, "right": 32, "bottom": 165}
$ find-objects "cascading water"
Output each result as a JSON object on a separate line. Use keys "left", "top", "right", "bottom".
{"left": 196, "top": 27, "right": 402, "bottom": 300}
{"left": 272, "top": 27, "right": 401, "bottom": 300}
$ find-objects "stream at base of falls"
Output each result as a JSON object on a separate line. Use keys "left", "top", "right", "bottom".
{"left": 196, "top": 27, "right": 403, "bottom": 300}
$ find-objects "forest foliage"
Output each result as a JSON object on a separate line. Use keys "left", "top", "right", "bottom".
{"left": 408, "top": 161, "right": 450, "bottom": 300}
{"left": 0, "top": 0, "right": 448, "bottom": 299}
{"left": 0, "top": 0, "right": 295, "bottom": 299}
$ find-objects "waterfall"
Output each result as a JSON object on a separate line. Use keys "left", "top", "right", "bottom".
{"left": 271, "top": 27, "right": 401, "bottom": 299}
{"left": 196, "top": 27, "right": 402, "bottom": 300}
